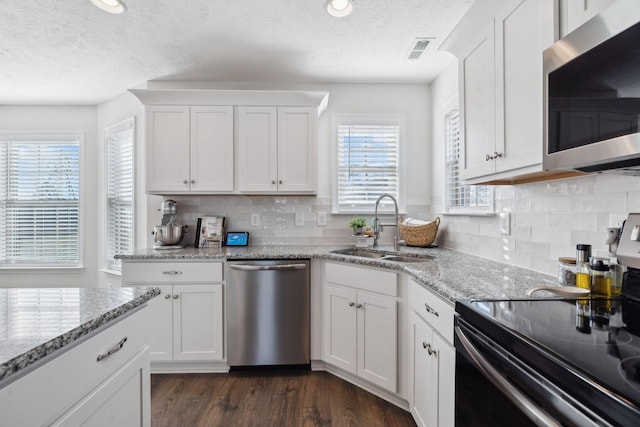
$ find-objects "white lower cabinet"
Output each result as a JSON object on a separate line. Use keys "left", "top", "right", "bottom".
{"left": 0, "top": 307, "right": 151, "bottom": 427}
{"left": 408, "top": 279, "right": 455, "bottom": 427}
{"left": 122, "top": 261, "right": 225, "bottom": 367}
{"left": 322, "top": 262, "right": 398, "bottom": 393}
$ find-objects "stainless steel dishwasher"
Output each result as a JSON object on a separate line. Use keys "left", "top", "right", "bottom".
{"left": 226, "top": 259, "right": 310, "bottom": 366}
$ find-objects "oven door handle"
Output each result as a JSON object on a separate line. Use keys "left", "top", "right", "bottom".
{"left": 455, "top": 326, "right": 561, "bottom": 427}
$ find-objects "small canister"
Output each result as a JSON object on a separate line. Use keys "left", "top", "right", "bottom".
{"left": 589, "top": 257, "right": 612, "bottom": 297}
{"left": 558, "top": 257, "right": 576, "bottom": 286}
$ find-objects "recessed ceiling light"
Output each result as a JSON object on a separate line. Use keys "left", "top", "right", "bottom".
{"left": 325, "top": 0, "right": 354, "bottom": 18}
{"left": 90, "top": 0, "right": 127, "bottom": 14}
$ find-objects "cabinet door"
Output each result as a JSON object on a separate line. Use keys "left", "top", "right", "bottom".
{"left": 146, "top": 105, "right": 190, "bottom": 193}
{"left": 173, "top": 284, "right": 224, "bottom": 361}
{"left": 434, "top": 333, "right": 456, "bottom": 427}
{"left": 562, "top": 0, "right": 616, "bottom": 37}
{"left": 236, "top": 106, "right": 278, "bottom": 192}
{"left": 495, "top": 0, "right": 557, "bottom": 174}
{"left": 357, "top": 292, "right": 397, "bottom": 392}
{"left": 459, "top": 22, "right": 496, "bottom": 180}
{"left": 125, "top": 284, "right": 173, "bottom": 361}
{"left": 322, "top": 284, "right": 358, "bottom": 375}
{"left": 190, "top": 106, "right": 234, "bottom": 192}
{"left": 277, "top": 107, "right": 317, "bottom": 193}
{"left": 410, "top": 313, "right": 437, "bottom": 427}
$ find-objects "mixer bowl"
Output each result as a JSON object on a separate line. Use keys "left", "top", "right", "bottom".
{"left": 153, "top": 225, "right": 185, "bottom": 246}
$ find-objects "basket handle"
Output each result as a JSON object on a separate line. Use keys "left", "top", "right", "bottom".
{"left": 434, "top": 217, "right": 440, "bottom": 226}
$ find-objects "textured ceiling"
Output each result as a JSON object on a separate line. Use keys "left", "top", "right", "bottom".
{"left": 0, "top": 0, "right": 473, "bottom": 105}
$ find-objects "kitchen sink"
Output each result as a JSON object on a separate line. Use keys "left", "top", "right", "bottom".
{"left": 331, "top": 249, "right": 432, "bottom": 263}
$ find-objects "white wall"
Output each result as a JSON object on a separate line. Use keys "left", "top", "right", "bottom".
{"left": 429, "top": 63, "right": 640, "bottom": 276}
{"left": 0, "top": 106, "right": 98, "bottom": 287}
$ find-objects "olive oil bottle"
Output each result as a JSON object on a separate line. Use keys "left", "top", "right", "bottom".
{"left": 575, "top": 244, "right": 592, "bottom": 290}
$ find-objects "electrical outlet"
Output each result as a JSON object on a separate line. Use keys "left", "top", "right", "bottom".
{"left": 499, "top": 212, "right": 511, "bottom": 235}
{"left": 317, "top": 212, "right": 327, "bottom": 226}
{"left": 251, "top": 213, "right": 261, "bottom": 227}
{"left": 295, "top": 212, "right": 304, "bottom": 227}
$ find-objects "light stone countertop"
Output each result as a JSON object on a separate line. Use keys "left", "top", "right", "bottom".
{"left": 0, "top": 286, "right": 160, "bottom": 386}
{"left": 117, "top": 245, "right": 558, "bottom": 304}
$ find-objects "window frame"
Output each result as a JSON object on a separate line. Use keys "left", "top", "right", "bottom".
{"left": 0, "top": 131, "right": 84, "bottom": 269}
{"left": 442, "top": 96, "right": 494, "bottom": 215}
{"left": 330, "top": 113, "right": 406, "bottom": 215}
{"left": 103, "top": 118, "right": 135, "bottom": 274}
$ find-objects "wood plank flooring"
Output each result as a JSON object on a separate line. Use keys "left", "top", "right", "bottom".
{"left": 151, "top": 368, "right": 416, "bottom": 427}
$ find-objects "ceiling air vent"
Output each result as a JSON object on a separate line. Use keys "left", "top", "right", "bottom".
{"left": 406, "top": 38, "right": 433, "bottom": 60}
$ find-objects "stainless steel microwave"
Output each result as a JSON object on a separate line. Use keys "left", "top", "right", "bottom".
{"left": 543, "top": 0, "right": 640, "bottom": 176}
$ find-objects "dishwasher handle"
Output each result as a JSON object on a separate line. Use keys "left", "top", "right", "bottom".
{"left": 229, "top": 263, "right": 307, "bottom": 271}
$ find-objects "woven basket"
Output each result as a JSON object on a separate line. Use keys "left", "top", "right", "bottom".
{"left": 400, "top": 217, "right": 440, "bottom": 247}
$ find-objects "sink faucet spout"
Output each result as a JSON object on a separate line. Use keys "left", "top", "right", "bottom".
{"left": 373, "top": 193, "right": 400, "bottom": 250}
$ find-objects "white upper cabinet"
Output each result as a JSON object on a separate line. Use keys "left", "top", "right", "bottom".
{"left": 146, "top": 105, "right": 234, "bottom": 194}
{"left": 237, "top": 106, "right": 317, "bottom": 194}
{"left": 560, "top": 0, "right": 617, "bottom": 37}
{"left": 444, "top": 0, "right": 560, "bottom": 184}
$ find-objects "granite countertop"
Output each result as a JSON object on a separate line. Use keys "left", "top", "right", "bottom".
{"left": 117, "top": 245, "right": 558, "bottom": 304}
{"left": 0, "top": 286, "right": 160, "bottom": 386}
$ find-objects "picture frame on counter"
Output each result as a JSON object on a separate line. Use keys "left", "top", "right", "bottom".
{"left": 195, "top": 216, "right": 226, "bottom": 248}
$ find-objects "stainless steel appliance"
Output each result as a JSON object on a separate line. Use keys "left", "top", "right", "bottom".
{"left": 543, "top": 0, "right": 640, "bottom": 176}
{"left": 152, "top": 199, "right": 187, "bottom": 249}
{"left": 227, "top": 259, "right": 310, "bottom": 366}
{"left": 454, "top": 213, "right": 640, "bottom": 426}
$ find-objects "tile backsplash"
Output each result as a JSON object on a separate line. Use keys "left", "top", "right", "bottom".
{"left": 165, "top": 195, "right": 431, "bottom": 247}
{"left": 436, "top": 174, "right": 640, "bottom": 276}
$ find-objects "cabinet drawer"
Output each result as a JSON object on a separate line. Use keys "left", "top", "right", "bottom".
{"left": 325, "top": 262, "right": 397, "bottom": 296}
{"left": 123, "top": 261, "right": 223, "bottom": 284}
{"left": 408, "top": 279, "right": 454, "bottom": 344}
{"left": 0, "top": 307, "right": 150, "bottom": 426}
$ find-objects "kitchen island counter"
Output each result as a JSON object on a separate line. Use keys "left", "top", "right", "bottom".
{"left": 0, "top": 286, "right": 160, "bottom": 387}
{"left": 116, "top": 245, "right": 557, "bottom": 303}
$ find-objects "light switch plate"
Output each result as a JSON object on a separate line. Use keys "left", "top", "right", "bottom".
{"left": 499, "top": 212, "right": 511, "bottom": 235}
{"left": 295, "top": 212, "right": 304, "bottom": 227}
{"left": 251, "top": 213, "right": 260, "bottom": 227}
{"left": 317, "top": 212, "right": 327, "bottom": 226}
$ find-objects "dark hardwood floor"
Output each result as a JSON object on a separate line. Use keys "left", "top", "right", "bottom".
{"left": 151, "top": 368, "right": 416, "bottom": 427}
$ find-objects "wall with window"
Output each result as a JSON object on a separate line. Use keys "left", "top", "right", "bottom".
{"left": 429, "top": 61, "right": 640, "bottom": 276}
{"left": 0, "top": 106, "right": 98, "bottom": 287}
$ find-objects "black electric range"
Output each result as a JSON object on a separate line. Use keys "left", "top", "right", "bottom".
{"left": 454, "top": 214, "right": 640, "bottom": 426}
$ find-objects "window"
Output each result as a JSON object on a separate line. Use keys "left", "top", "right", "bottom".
{"left": 0, "top": 133, "right": 82, "bottom": 268}
{"left": 104, "top": 118, "right": 134, "bottom": 272}
{"left": 444, "top": 99, "right": 492, "bottom": 213}
{"left": 332, "top": 114, "right": 404, "bottom": 214}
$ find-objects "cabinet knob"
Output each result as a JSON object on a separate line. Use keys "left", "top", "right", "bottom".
{"left": 348, "top": 301, "right": 355, "bottom": 307}
{"left": 356, "top": 303, "right": 363, "bottom": 309}
{"left": 493, "top": 151, "right": 503, "bottom": 159}
{"left": 183, "top": 180, "right": 189, "bottom": 184}
{"left": 173, "top": 294, "right": 180, "bottom": 300}
{"left": 272, "top": 180, "right": 276, "bottom": 185}
{"left": 164, "top": 294, "right": 171, "bottom": 300}
{"left": 485, "top": 154, "right": 493, "bottom": 161}
{"left": 422, "top": 341, "right": 429, "bottom": 349}
{"left": 190, "top": 179, "right": 196, "bottom": 184}
{"left": 279, "top": 180, "right": 283, "bottom": 184}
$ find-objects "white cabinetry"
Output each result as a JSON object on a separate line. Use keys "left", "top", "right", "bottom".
{"left": 0, "top": 307, "right": 151, "bottom": 427}
{"left": 452, "top": 0, "right": 559, "bottom": 184}
{"left": 237, "top": 106, "right": 317, "bottom": 194}
{"left": 408, "top": 279, "right": 455, "bottom": 427}
{"left": 146, "top": 105, "right": 234, "bottom": 194}
{"left": 322, "top": 262, "right": 398, "bottom": 392}
{"left": 560, "top": 0, "right": 617, "bottom": 37}
{"left": 122, "top": 261, "right": 225, "bottom": 370}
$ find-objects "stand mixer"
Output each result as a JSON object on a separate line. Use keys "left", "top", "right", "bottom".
{"left": 152, "top": 200, "right": 187, "bottom": 249}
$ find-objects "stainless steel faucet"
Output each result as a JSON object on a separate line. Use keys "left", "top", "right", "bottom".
{"left": 372, "top": 193, "right": 401, "bottom": 250}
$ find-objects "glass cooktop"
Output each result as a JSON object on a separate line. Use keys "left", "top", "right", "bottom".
{"left": 456, "top": 296, "right": 640, "bottom": 422}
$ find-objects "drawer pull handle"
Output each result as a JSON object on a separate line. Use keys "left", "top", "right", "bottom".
{"left": 424, "top": 303, "right": 439, "bottom": 317}
{"left": 97, "top": 337, "right": 127, "bottom": 362}
{"left": 162, "top": 271, "right": 183, "bottom": 275}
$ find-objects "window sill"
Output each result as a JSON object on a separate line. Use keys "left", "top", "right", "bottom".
{"left": 100, "top": 268, "right": 122, "bottom": 277}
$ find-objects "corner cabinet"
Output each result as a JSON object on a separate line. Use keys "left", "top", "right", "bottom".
{"left": 145, "top": 105, "right": 234, "bottom": 194}
{"left": 237, "top": 106, "right": 317, "bottom": 194}
{"left": 122, "top": 261, "right": 226, "bottom": 372}
{"left": 322, "top": 262, "right": 398, "bottom": 393}
{"left": 452, "top": 0, "right": 559, "bottom": 184}
{"left": 408, "top": 279, "right": 455, "bottom": 427}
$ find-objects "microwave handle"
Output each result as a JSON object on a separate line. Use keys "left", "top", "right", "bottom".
{"left": 455, "top": 326, "right": 560, "bottom": 427}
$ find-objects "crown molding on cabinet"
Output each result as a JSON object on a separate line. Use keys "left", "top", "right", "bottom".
{"left": 128, "top": 89, "right": 330, "bottom": 116}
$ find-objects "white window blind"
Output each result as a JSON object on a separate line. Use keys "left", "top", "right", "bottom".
{"left": 105, "top": 119, "right": 134, "bottom": 272}
{"left": 444, "top": 108, "right": 492, "bottom": 212}
{"left": 0, "top": 134, "right": 81, "bottom": 267}
{"left": 333, "top": 115, "right": 403, "bottom": 214}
